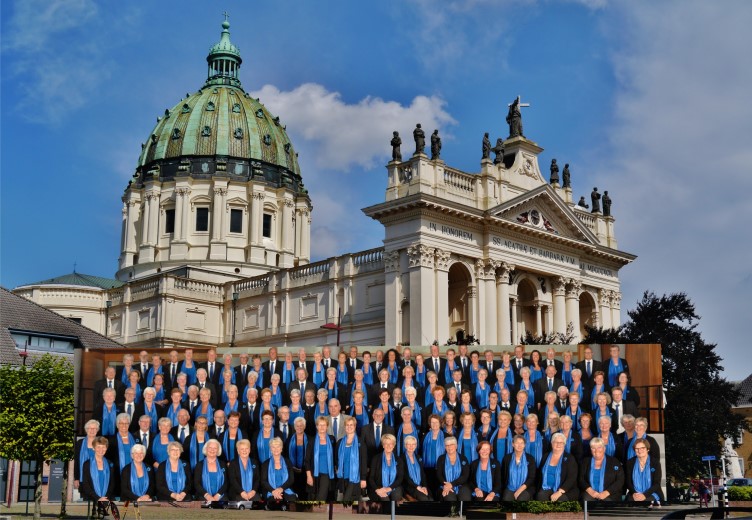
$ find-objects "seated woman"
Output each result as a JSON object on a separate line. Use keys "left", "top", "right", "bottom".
{"left": 535, "top": 432, "right": 579, "bottom": 501}
{"left": 396, "top": 407, "right": 419, "bottom": 456}
{"left": 120, "top": 443, "right": 154, "bottom": 502}
{"left": 579, "top": 437, "right": 624, "bottom": 501}
{"left": 80, "top": 436, "right": 116, "bottom": 505}
{"left": 74, "top": 420, "right": 99, "bottom": 492}
{"left": 625, "top": 438, "right": 663, "bottom": 507}
{"left": 368, "top": 434, "right": 404, "bottom": 502}
{"left": 193, "top": 439, "right": 227, "bottom": 504}
{"left": 469, "top": 441, "right": 502, "bottom": 502}
{"left": 305, "top": 416, "right": 336, "bottom": 501}
{"left": 421, "top": 414, "right": 445, "bottom": 494}
{"left": 155, "top": 441, "right": 192, "bottom": 501}
{"left": 261, "top": 437, "right": 298, "bottom": 504}
{"left": 227, "top": 439, "right": 259, "bottom": 502}
{"left": 435, "top": 436, "right": 471, "bottom": 501}
{"left": 336, "top": 416, "right": 368, "bottom": 501}
{"left": 501, "top": 435, "right": 537, "bottom": 501}
{"left": 402, "top": 435, "right": 432, "bottom": 501}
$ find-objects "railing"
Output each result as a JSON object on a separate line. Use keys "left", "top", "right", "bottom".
{"left": 443, "top": 166, "right": 476, "bottom": 194}
{"left": 234, "top": 274, "right": 270, "bottom": 293}
{"left": 130, "top": 278, "right": 159, "bottom": 301}
{"left": 353, "top": 247, "right": 384, "bottom": 266}
{"left": 173, "top": 277, "right": 223, "bottom": 295}
{"left": 575, "top": 210, "right": 597, "bottom": 234}
{"left": 290, "top": 258, "right": 330, "bottom": 279}
{"left": 109, "top": 289, "right": 124, "bottom": 305}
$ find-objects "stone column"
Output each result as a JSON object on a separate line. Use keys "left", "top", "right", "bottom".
{"left": 496, "top": 263, "right": 513, "bottom": 345}
{"left": 553, "top": 277, "right": 567, "bottom": 335}
{"left": 210, "top": 186, "right": 227, "bottom": 260}
{"left": 599, "top": 289, "right": 612, "bottom": 330}
{"left": 118, "top": 202, "right": 129, "bottom": 269}
{"left": 384, "top": 251, "right": 401, "bottom": 347}
{"left": 407, "top": 244, "right": 436, "bottom": 347}
{"left": 565, "top": 279, "right": 582, "bottom": 343}
{"left": 510, "top": 297, "right": 519, "bottom": 345}
{"left": 247, "top": 191, "right": 265, "bottom": 264}
{"left": 279, "top": 199, "right": 295, "bottom": 267}
{"left": 534, "top": 304, "right": 542, "bottom": 336}
{"left": 122, "top": 192, "right": 140, "bottom": 267}
{"left": 435, "top": 249, "right": 451, "bottom": 344}
{"left": 301, "top": 208, "right": 312, "bottom": 263}
{"left": 610, "top": 291, "right": 622, "bottom": 327}
{"left": 147, "top": 191, "right": 160, "bottom": 246}
{"left": 467, "top": 286, "right": 478, "bottom": 341}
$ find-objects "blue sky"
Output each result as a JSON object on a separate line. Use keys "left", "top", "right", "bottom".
{"left": 2, "top": 1, "right": 751, "bottom": 380}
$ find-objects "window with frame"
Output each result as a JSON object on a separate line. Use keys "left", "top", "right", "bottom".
{"left": 230, "top": 208, "right": 243, "bottom": 233}
{"left": 262, "top": 213, "right": 272, "bottom": 238}
{"left": 164, "top": 208, "right": 175, "bottom": 233}
{"left": 196, "top": 207, "right": 209, "bottom": 232}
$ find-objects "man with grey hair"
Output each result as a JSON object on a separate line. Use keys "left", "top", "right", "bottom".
{"left": 326, "top": 399, "right": 351, "bottom": 441}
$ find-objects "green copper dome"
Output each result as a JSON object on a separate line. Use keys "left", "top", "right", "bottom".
{"left": 134, "top": 19, "right": 303, "bottom": 191}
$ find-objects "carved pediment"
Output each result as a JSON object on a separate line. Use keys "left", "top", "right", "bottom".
{"left": 489, "top": 185, "right": 598, "bottom": 244}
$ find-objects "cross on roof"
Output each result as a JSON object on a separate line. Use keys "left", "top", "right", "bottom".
{"left": 223, "top": 11, "right": 230, "bottom": 22}
{"left": 508, "top": 95, "right": 530, "bottom": 109}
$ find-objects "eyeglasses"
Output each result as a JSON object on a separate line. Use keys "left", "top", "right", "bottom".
{"left": 634, "top": 447, "right": 647, "bottom": 451}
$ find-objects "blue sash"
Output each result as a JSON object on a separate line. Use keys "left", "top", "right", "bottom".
{"left": 422, "top": 430, "right": 444, "bottom": 468}
{"left": 189, "top": 434, "right": 206, "bottom": 469}
{"left": 530, "top": 366, "right": 542, "bottom": 383}
{"left": 337, "top": 436, "right": 361, "bottom": 483}
{"left": 336, "top": 365, "right": 350, "bottom": 386}
{"left": 561, "top": 364, "right": 573, "bottom": 386}
{"left": 270, "top": 387, "right": 283, "bottom": 409}
{"left": 224, "top": 400, "right": 238, "bottom": 417}
{"left": 475, "top": 461, "right": 493, "bottom": 493}
{"left": 607, "top": 358, "right": 623, "bottom": 387}
{"left": 201, "top": 460, "right": 224, "bottom": 496}
{"left": 239, "top": 458, "right": 255, "bottom": 493}
{"left": 167, "top": 462, "right": 186, "bottom": 493}
{"left": 507, "top": 455, "right": 527, "bottom": 491}
{"left": 491, "top": 427, "right": 513, "bottom": 458}
{"left": 444, "top": 455, "right": 462, "bottom": 493}
{"left": 120, "top": 366, "right": 132, "bottom": 385}
{"left": 312, "top": 364, "right": 325, "bottom": 386}
{"left": 129, "top": 462, "right": 150, "bottom": 496}
{"left": 117, "top": 434, "right": 135, "bottom": 471}
{"left": 282, "top": 363, "right": 296, "bottom": 385}
{"left": 524, "top": 431, "right": 543, "bottom": 466}
{"left": 541, "top": 453, "right": 563, "bottom": 491}
{"left": 146, "top": 365, "right": 162, "bottom": 387}
{"left": 589, "top": 459, "right": 605, "bottom": 492}
{"left": 632, "top": 457, "right": 657, "bottom": 499}
{"left": 396, "top": 422, "right": 417, "bottom": 456}
{"left": 627, "top": 433, "right": 647, "bottom": 459}
{"left": 387, "top": 363, "right": 399, "bottom": 384}
{"left": 289, "top": 435, "right": 307, "bottom": 469}
{"left": 382, "top": 452, "right": 397, "bottom": 488}
{"left": 179, "top": 361, "right": 197, "bottom": 385}
{"left": 90, "top": 459, "right": 110, "bottom": 497}
{"left": 102, "top": 405, "right": 117, "bottom": 436}
{"left": 313, "top": 435, "right": 334, "bottom": 478}
{"left": 289, "top": 405, "right": 305, "bottom": 423}
{"left": 475, "top": 383, "right": 490, "bottom": 409}
{"left": 222, "top": 430, "right": 243, "bottom": 461}
{"left": 256, "top": 431, "right": 272, "bottom": 462}
{"left": 458, "top": 428, "right": 478, "bottom": 462}
{"left": 152, "top": 435, "right": 173, "bottom": 464}
{"left": 144, "top": 402, "right": 159, "bottom": 432}
{"left": 405, "top": 453, "right": 421, "bottom": 485}
{"left": 469, "top": 366, "right": 480, "bottom": 384}
{"left": 267, "top": 458, "right": 293, "bottom": 495}
{"left": 414, "top": 366, "right": 425, "bottom": 387}
{"left": 166, "top": 404, "right": 182, "bottom": 425}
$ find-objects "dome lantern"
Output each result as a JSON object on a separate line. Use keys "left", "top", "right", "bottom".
{"left": 205, "top": 14, "right": 242, "bottom": 88}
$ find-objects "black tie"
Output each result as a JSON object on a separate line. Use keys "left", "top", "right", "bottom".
{"left": 179, "top": 427, "right": 186, "bottom": 442}
{"left": 548, "top": 378, "right": 553, "bottom": 391}
{"left": 108, "top": 380, "right": 112, "bottom": 389}
{"left": 434, "top": 359, "right": 439, "bottom": 372}
{"left": 587, "top": 361, "right": 591, "bottom": 376}
{"left": 217, "top": 427, "right": 223, "bottom": 436}
{"left": 488, "top": 362, "right": 492, "bottom": 372}
{"left": 517, "top": 360, "right": 522, "bottom": 370}
{"left": 456, "top": 383, "right": 461, "bottom": 394}
{"left": 271, "top": 362, "right": 275, "bottom": 374}
{"left": 127, "top": 403, "right": 133, "bottom": 418}
{"left": 209, "top": 363, "right": 214, "bottom": 380}
{"left": 332, "top": 417, "right": 338, "bottom": 438}
{"left": 283, "top": 424, "right": 288, "bottom": 440}
{"left": 142, "top": 433, "right": 147, "bottom": 445}
{"left": 172, "top": 364, "right": 177, "bottom": 381}
{"left": 462, "top": 358, "right": 467, "bottom": 370}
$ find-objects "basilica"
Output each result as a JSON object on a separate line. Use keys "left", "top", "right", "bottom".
{"left": 14, "top": 20, "right": 635, "bottom": 352}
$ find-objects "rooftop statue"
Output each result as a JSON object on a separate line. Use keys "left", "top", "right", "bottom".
{"left": 492, "top": 138, "right": 505, "bottom": 165}
{"left": 430, "top": 129, "right": 442, "bottom": 160}
{"left": 550, "top": 159, "right": 559, "bottom": 185}
{"left": 591, "top": 187, "right": 601, "bottom": 214}
{"left": 506, "top": 95, "right": 529, "bottom": 138}
{"left": 577, "top": 196, "right": 589, "bottom": 209}
{"left": 562, "top": 163, "right": 571, "bottom": 189}
{"left": 413, "top": 124, "right": 426, "bottom": 155}
{"left": 391, "top": 131, "right": 402, "bottom": 162}
{"left": 482, "top": 132, "right": 491, "bottom": 160}
{"left": 602, "top": 190, "right": 612, "bottom": 217}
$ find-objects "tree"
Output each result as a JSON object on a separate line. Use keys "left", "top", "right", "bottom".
{"left": 583, "top": 291, "right": 749, "bottom": 481}
{"left": 521, "top": 322, "right": 576, "bottom": 345}
{"left": 0, "top": 354, "right": 74, "bottom": 520}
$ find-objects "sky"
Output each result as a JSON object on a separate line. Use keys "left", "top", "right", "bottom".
{"left": 1, "top": 1, "right": 751, "bottom": 380}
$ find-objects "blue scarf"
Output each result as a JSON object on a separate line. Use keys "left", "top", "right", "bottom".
{"left": 491, "top": 428, "right": 513, "bottom": 458}
{"left": 396, "top": 423, "right": 417, "bottom": 456}
{"left": 180, "top": 361, "right": 197, "bottom": 385}
{"left": 152, "top": 435, "right": 173, "bottom": 464}
{"left": 520, "top": 381, "right": 535, "bottom": 407}
{"left": 267, "top": 458, "right": 292, "bottom": 495}
{"left": 130, "top": 384, "right": 142, "bottom": 404}
{"left": 350, "top": 384, "right": 369, "bottom": 408}
{"left": 282, "top": 363, "right": 296, "bottom": 385}
{"left": 146, "top": 366, "right": 162, "bottom": 387}
{"left": 444, "top": 454, "right": 462, "bottom": 493}
{"left": 477, "top": 425, "right": 495, "bottom": 442}
{"left": 201, "top": 459, "right": 224, "bottom": 496}
{"left": 541, "top": 453, "right": 563, "bottom": 491}
{"left": 589, "top": 459, "right": 605, "bottom": 492}
{"left": 379, "top": 403, "right": 394, "bottom": 427}
{"left": 239, "top": 457, "right": 255, "bottom": 493}
{"left": 120, "top": 366, "right": 132, "bottom": 385}
{"left": 189, "top": 434, "right": 206, "bottom": 469}
{"left": 270, "top": 387, "right": 283, "bottom": 409}
{"left": 569, "top": 382, "right": 584, "bottom": 402}
{"left": 387, "top": 363, "right": 399, "bottom": 384}
{"left": 469, "top": 365, "right": 480, "bottom": 384}
{"left": 102, "top": 405, "right": 117, "bottom": 436}
{"left": 564, "top": 431, "right": 574, "bottom": 454}
{"left": 424, "top": 385, "right": 436, "bottom": 407}
{"left": 607, "top": 358, "right": 623, "bottom": 387}
{"left": 336, "top": 365, "right": 350, "bottom": 386}
{"left": 444, "top": 362, "right": 458, "bottom": 384}
{"left": 632, "top": 457, "right": 658, "bottom": 499}
{"left": 382, "top": 452, "right": 397, "bottom": 488}
{"left": 502, "top": 365, "right": 515, "bottom": 387}
{"left": 431, "top": 400, "right": 447, "bottom": 418}
{"left": 405, "top": 452, "right": 421, "bottom": 486}
{"left": 166, "top": 403, "right": 182, "bottom": 425}
{"left": 129, "top": 462, "right": 150, "bottom": 496}
{"left": 414, "top": 366, "right": 425, "bottom": 387}
{"left": 458, "top": 428, "right": 478, "bottom": 462}
{"left": 117, "top": 434, "right": 135, "bottom": 471}
{"left": 312, "top": 364, "right": 325, "bottom": 385}
{"left": 353, "top": 407, "right": 370, "bottom": 434}
{"left": 524, "top": 431, "right": 543, "bottom": 466}
{"left": 144, "top": 402, "right": 159, "bottom": 432}
{"left": 224, "top": 400, "right": 238, "bottom": 417}
{"left": 475, "top": 383, "right": 490, "bottom": 409}
{"left": 196, "top": 403, "right": 214, "bottom": 426}
{"left": 154, "top": 386, "right": 165, "bottom": 403}
{"left": 289, "top": 405, "right": 305, "bottom": 423}
{"left": 90, "top": 458, "right": 110, "bottom": 498}
{"left": 407, "top": 403, "right": 422, "bottom": 428}
{"left": 337, "top": 436, "right": 361, "bottom": 483}
{"left": 167, "top": 461, "right": 186, "bottom": 493}
{"left": 222, "top": 430, "right": 243, "bottom": 461}
{"left": 326, "top": 382, "right": 339, "bottom": 401}
{"left": 562, "top": 364, "right": 573, "bottom": 386}
{"left": 507, "top": 455, "right": 528, "bottom": 491}
{"left": 475, "top": 461, "right": 493, "bottom": 494}
{"left": 313, "top": 435, "right": 334, "bottom": 478}
{"left": 252, "top": 367, "right": 265, "bottom": 389}
{"left": 594, "top": 407, "right": 612, "bottom": 426}
{"left": 566, "top": 407, "right": 582, "bottom": 431}
{"left": 256, "top": 431, "right": 272, "bottom": 463}
{"left": 422, "top": 430, "right": 444, "bottom": 468}
{"left": 530, "top": 366, "right": 543, "bottom": 382}
{"left": 289, "top": 435, "right": 308, "bottom": 469}
{"left": 602, "top": 433, "right": 616, "bottom": 457}
{"left": 591, "top": 385, "right": 605, "bottom": 410}
{"left": 493, "top": 381, "right": 508, "bottom": 397}
{"left": 627, "top": 433, "right": 647, "bottom": 459}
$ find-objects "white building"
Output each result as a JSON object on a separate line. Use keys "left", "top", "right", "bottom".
{"left": 14, "top": 20, "right": 635, "bottom": 352}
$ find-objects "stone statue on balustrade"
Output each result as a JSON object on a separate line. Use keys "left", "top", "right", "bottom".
{"left": 492, "top": 138, "right": 505, "bottom": 165}
{"left": 413, "top": 124, "right": 426, "bottom": 155}
{"left": 482, "top": 132, "right": 491, "bottom": 160}
{"left": 431, "top": 129, "right": 442, "bottom": 160}
{"left": 602, "top": 191, "right": 612, "bottom": 217}
{"left": 391, "top": 131, "right": 402, "bottom": 162}
{"left": 549, "top": 159, "right": 559, "bottom": 185}
{"left": 562, "top": 163, "right": 571, "bottom": 188}
{"left": 591, "top": 187, "right": 601, "bottom": 213}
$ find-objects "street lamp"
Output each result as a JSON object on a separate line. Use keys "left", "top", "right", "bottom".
{"left": 105, "top": 299, "right": 112, "bottom": 336}
{"left": 230, "top": 290, "right": 239, "bottom": 348}
{"left": 320, "top": 308, "right": 343, "bottom": 349}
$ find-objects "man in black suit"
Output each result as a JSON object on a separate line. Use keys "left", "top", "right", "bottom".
{"left": 455, "top": 345, "right": 471, "bottom": 383}
{"left": 93, "top": 366, "right": 125, "bottom": 409}
{"left": 371, "top": 350, "right": 385, "bottom": 376}
{"left": 195, "top": 368, "right": 219, "bottom": 408}
{"left": 576, "top": 346, "right": 602, "bottom": 387}
{"left": 234, "top": 352, "right": 251, "bottom": 387}
{"left": 400, "top": 347, "right": 414, "bottom": 370}
{"left": 122, "top": 387, "right": 139, "bottom": 432}
{"left": 482, "top": 349, "right": 500, "bottom": 385}
{"left": 609, "top": 387, "right": 637, "bottom": 434}
{"left": 445, "top": 368, "right": 470, "bottom": 397}
{"left": 287, "top": 367, "right": 311, "bottom": 398}
{"left": 164, "top": 350, "right": 181, "bottom": 390}
{"left": 201, "top": 349, "right": 224, "bottom": 388}
{"left": 511, "top": 345, "right": 530, "bottom": 379}
{"left": 360, "top": 407, "right": 395, "bottom": 463}
{"left": 498, "top": 387, "right": 516, "bottom": 414}
{"left": 555, "top": 386, "right": 570, "bottom": 415}
{"left": 296, "top": 348, "right": 312, "bottom": 375}
{"left": 605, "top": 345, "right": 630, "bottom": 387}
{"left": 263, "top": 346, "right": 283, "bottom": 387}
{"left": 136, "top": 351, "right": 151, "bottom": 389}
{"left": 534, "top": 364, "right": 565, "bottom": 407}
{"left": 543, "top": 348, "right": 563, "bottom": 374}
{"left": 208, "top": 410, "right": 227, "bottom": 439}
{"left": 134, "top": 415, "right": 155, "bottom": 466}
{"left": 427, "top": 343, "right": 447, "bottom": 384}
{"left": 170, "top": 409, "right": 192, "bottom": 443}
{"left": 321, "top": 345, "right": 334, "bottom": 370}
{"left": 347, "top": 345, "right": 363, "bottom": 372}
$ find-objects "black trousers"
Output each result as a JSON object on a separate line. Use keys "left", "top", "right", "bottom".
{"left": 308, "top": 474, "right": 334, "bottom": 501}
{"left": 341, "top": 481, "right": 365, "bottom": 501}
{"left": 501, "top": 488, "right": 533, "bottom": 501}
{"left": 535, "top": 489, "right": 577, "bottom": 501}
{"left": 439, "top": 486, "right": 472, "bottom": 501}
{"left": 368, "top": 486, "right": 403, "bottom": 502}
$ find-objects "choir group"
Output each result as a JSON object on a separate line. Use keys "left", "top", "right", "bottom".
{"left": 76, "top": 344, "right": 663, "bottom": 507}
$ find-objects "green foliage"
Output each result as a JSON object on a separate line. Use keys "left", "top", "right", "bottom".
{"left": 0, "top": 354, "right": 75, "bottom": 463}
{"left": 496, "top": 500, "right": 582, "bottom": 513}
{"left": 583, "top": 291, "right": 750, "bottom": 481}
{"left": 521, "top": 322, "right": 576, "bottom": 345}
{"left": 728, "top": 486, "right": 752, "bottom": 501}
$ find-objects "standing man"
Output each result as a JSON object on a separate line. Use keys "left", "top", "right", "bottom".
{"left": 263, "top": 347, "right": 283, "bottom": 387}
{"left": 347, "top": 346, "right": 363, "bottom": 372}
{"left": 428, "top": 343, "right": 447, "bottom": 384}
{"left": 576, "top": 346, "right": 602, "bottom": 387}
{"left": 234, "top": 353, "right": 251, "bottom": 386}
{"left": 165, "top": 350, "right": 181, "bottom": 390}
{"left": 202, "top": 349, "right": 224, "bottom": 388}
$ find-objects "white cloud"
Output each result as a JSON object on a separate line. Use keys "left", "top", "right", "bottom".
{"left": 251, "top": 83, "right": 456, "bottom": 171}
{"left": 598, "top": 2, "right": 752, "bottom": 378}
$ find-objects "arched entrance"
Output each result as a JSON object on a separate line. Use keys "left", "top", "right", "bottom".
{"left": 517, "top": 278, "right": 539, "bottom": 338}
{"left": 447, "top": 263, "right": 472, "bottom": 342}
{"left": 579, "top": 291, "right": 597, "bottom": 338}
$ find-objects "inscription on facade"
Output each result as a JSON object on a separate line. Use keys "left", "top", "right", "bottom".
{"left": 491, "top": 236, "right": 577, "bottom": 266}
{"left": 428, "top": 222, "right": 473, "bottom": 241}
{"left": 580, "top": 262, "right": 616, "bottom": 279}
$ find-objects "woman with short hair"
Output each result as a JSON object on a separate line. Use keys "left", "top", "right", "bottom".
{"left": 286, "top": 416, "right": 309, "bottom": 498}
{"left": 368, "top": 433, "right": 404, "bottom": 502}
{"left": 261, "top": 437, "right": 298, "bottom": 504}
{"left": 435, "top": 436, "right": 471, "bottom": 501}
{"left": 252, "top": 410, "right": 279, "bottom": 464}
{"left": 402, "top": 435, "right": 432, "bottom": 501}
{"left": 184, "top": 416, "right": 209, "bottom": 471}
{"left": 336, "top": 416, "right": 368, "bottom": 501}
{"left": 80, "top": 436, "right": 116, "bottom": 503}
{"left": 151, "top": 417, "right": 174, "bottom": 467}
{"left": 579, "top": 437, "right": 624, "bottom": 502}
{"left": 396, "top": 407, "right": 419, "bottom": 456}
{"left": 490, "top": 410, "right": 514, "bottom": 459}
{"left": 469, "top": 441, "right": 501, "bottom": 501}
{"left": 626, "top": 438, "right": 663, "bottom": 506}
{"left": 227, "top": 439, "right": 259, "bottom": 502}
{"left": 535, "top": 432, "right": 578, "bottom": 501}
{"left": 193, "top": 439, "right": 227, "bottom": 503}
{"left": 597, "top": 415, "right": 622, "bottom": 459}
{"left": 523, "top": 414, "right": 545, "bottom": 467}
{"left": 501, "top": 435, "right": 536, "bottom": 501}
{"left": 305, "top": 416, "right": 336, "bottom": 501}
{"left": 155, "top": 441, "right": 191, "bottom": 501}
{"left": 457, "top": 412, "right": 479, "bottom": 463}
{"left": 120, "top": 444, "right": 154, "bottom": 502}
